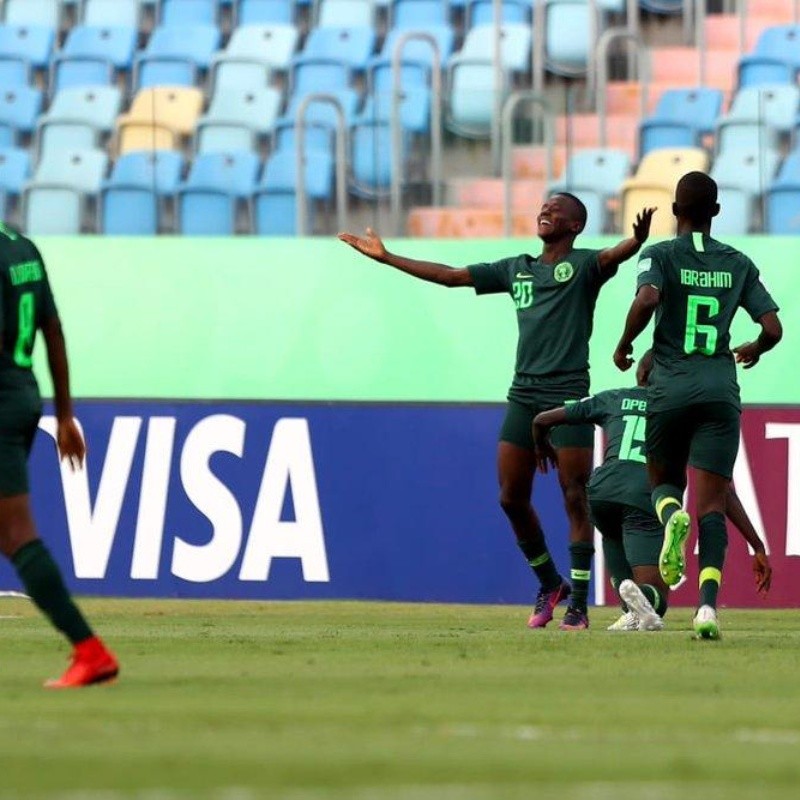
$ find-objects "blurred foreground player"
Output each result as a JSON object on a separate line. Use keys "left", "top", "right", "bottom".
{"left": 533, "top": 352, "right": 772, "bottom": 632}
{"left": 614, "top": 172, "right": 782, "bottom": 639}
{"left": 0, "top": 222, "right": 118, "bottom": 687}
{"left": 340, "top": 197, "right": 654, "bottom": 630}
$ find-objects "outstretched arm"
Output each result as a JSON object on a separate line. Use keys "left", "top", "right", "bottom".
{"left": 726, "top": 485, "right": 772, "bottom": 595}
{"left": 732, "top": 311, "right": 783, "bottom": 369}
{"left": 596, "top": 207, "right": 656, "bottom": 281}
{"left": 613, "top": 286, "right": 660, "bottom": 371}
{"left": 338, "top": 228, "right": 473, "bottom": 288}
{"left": 532, "top": 406, "right": 569, "bottom": 474}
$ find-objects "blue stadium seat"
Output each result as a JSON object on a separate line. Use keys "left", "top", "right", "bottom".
{"left": 468, "top": 0, "right": 530, "bottom": 27}
{"left": 639, "top": 88, "right": 723, "bottom": 156}
{"left": 724, "top": 85, "right": 800, "bottom": 135}
{"left": 43, "top": 85, "right": 122, "bottom": 133}
{"left": 37, "top": 121, "right": 99, "bottom": 158}
{"left": 549, "top": 148, "right": 630, "bottom": 204}
{"left": 101, "top": 185, "right": 159, "bottom": 234}
{"left": 456, "top": 23, "right": 530, "bottom": 72}
{"left": 4, "top": 0, "right": 60, "bottom": 28}
{"left": 0, "top": 146, "right": 31, "bottom": 200}
{"left": 739, "top": 26, "right": 800, "bottom": 88}
{"left": 361, "top": 58, "right": 430, "bottom": 133}
{"left": 177, "top": 151, "right": 260, "bottom": 234}
{"left": 381, "top": 26, "right": 455, "bottom": 69}
{"left": 52, "top": 27, "right": 138, "bottom": 94}
{"left": 212, "top": 24, "right": 299, "bottom": 89}
{"left": 318, "top": 0, "right": 374, "bottom": 28}
{"left": 160, "top": 0, "right": 218, "bottom": 25}
{"left": 282, "top": 90, "right": 359, "bottom": 131}
{"left": 711, "top": 148, "right": 781, "bottom": 235}
{"left": 196, "top": 85, "right": 282, "bottom": 152}
{"left": 391, "top": 0, "right": 449, "bottom": 28}
{"left": 110, "top": 150, "right": 184, "bottom": 191}
{"left": 291, "top": 56, "right": 352, "bottom": 94}
{"left": 543, "top": 0, "right": 594, "bottom": 76}
{"left": 638, "top": 0, "right": 681, "bottom": 12}
{"left": 135, "top": 24, "right": 221, "bottom": 89}
{"left": 0, "top": 24, "right": 55, "bottom": 70}
{"left": 716, "top": 119, "right": 781, "bottom": 155}
{"left": 83, "top": 0, "right": 141, "bottom": 27}
{"left": 349, "top": 120, "right": 410, "bottom": 198}
{"left": 302, "top": 27, "right": 376, "bottom": 70}
{"left": 237, "top": 0, "right": 295, "bottom": 24}
{"left": 765, "top": 149, "right": 800, "bottom": 234}
{"left": 0, "top": 56, "right": 29, "bottom": 87}
{"left": 273, "top": 119, "right": 336, "bottom": 153}
{"left": 0, "top": 87, "right": 44, "bottom": 137}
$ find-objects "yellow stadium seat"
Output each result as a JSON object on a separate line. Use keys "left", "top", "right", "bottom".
{"left": 115, "top": 87, "right": 204, "bottom": 153}
{"left": 117, "top": 123, "right": 178, "bottom": 155}
{"left": 631, "top": 147, "right": 709, "bottom": 184}
{"left": 620, "top": 185, "right": 677, "bottom": 237}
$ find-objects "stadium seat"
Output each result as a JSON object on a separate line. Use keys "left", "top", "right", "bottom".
{"left": 54, "top": 26, "right": 138, "bottom": 75}
{"left": 723, "top": 85, "right": 800, "bottom": 134}
{"left": 116, "top": 87, "right": 204, "bottom": 154}
{"left": 554, "top": 114, "right": 639, "bottom": 160}
{"left": 549, "top": 148, "right": 630, "bottom": 204}
{"left": 4, "top": 0, "right": 60, "bottom": 28}
{"left": 543, "top": 0, "right": 592, "bottom": 76}
{"left": 638, "top": 0, "right": 682, "bottom": 12}
{"left": 765, "top": 150, "right": 800, "bottom": 234}
{"left": 639, "top": 88, "right": 723, "bottom": 157}
{"left": 0, "top": 24, "right": 56, "bottom": 70}
{"left": 37, "top": 121, "right": 99, "bottom": 158}
{"left": 237, "top": 0, "right": 296, "bottom": 24}
{"left": 0, "top": 87, "right": 44, "bottom": 138}
{"left": 317, "top": 0, "right": 375, "bottom": 28}
{"left": 711, "top": 148, "right": 781, "bottom": 234}
{"left": 160, "top": 0, "right": 219, "bottom": 25}
{"left": 195, "top": 85, "right": 282, "bottom": 152}
{"left": 407, "top": 207, "right": 539, "bottom": 237}
{"left": 391, "top": 0, "right": 448, "bottom": 28}
{"left": 24, "top": 186, "right": 85, "bottom": 233}
{"left": 0, "top": 146, "right": 31, "bottom": 205}
{"left": 302, "top": 27, "right": 376, "bottom": 71}
{"left": 291, "top": 56, "right": 352, "bottom": 95}
{"left": 212, "top": 24, "right": 299, "bottom": 89}
{"left": 447, "top": 177, "right": 545, "bottom": 209}
{"left": 0, "top": 56, "right": 28, "bottom": 87}
{"left": 715, "top": 119, "right": 780, "bottom": 155}
{"left": 134, "top": 24, "right": 221, "bottom": 90}
{"left": 468, "top": 0, "right": 530, "bottom": 27}
{"left": 381, "top": 26, "right": 455, "bottom": 69}
{"left": 83, "top": 0, "right": 141, "bottom": 28}
{"left": 177, "top": 151, "right": 260, "bottom": 235}
{"left": 361, "top": 58, "right": 430, "bottom": 133}
{"left": 108, "top": 149, "right": 185, "bottom": 193}
{"left": 738, "top": 25, "right": 800, "bottom": 87}
{"left": 349, "top": 119, "right": 410, "bottom": 197}
{"left": 456, "top": 23, "right": 530, "bottom": 72}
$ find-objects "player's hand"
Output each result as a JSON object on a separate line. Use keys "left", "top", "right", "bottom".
{"left": 613, "top": 342, "right": 634, "bottom": 371}
{"left": 633, "top": 207, "right": 657, "bottom": 244}
{"left": 636, "top": 350, "right": 653, "bottom": 386}
{"left": 733, "top": 341, "right": 762, "bottom": 369}
{"left": 338, "top": 227, "right": 387, "bottom": 261}
{"left": 532, "top": 426, "right": 558, "bottom": 474}
{"left": 753, "top": 551, "right": 772, "bottom": 595}
{"left": 56, "top": 418, "right": 86, "bottom": 472}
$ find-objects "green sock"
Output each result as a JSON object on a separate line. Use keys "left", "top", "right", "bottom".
{"left": 12, "top": 540, "right": 93, "bottom": 645}
{"left": 569, "top": 541, "right": 594, "bottom": 611}
{"left": 516, "top": 539, "right": 562, "bottom": 592}
{"left": 651, "top": 484, "right": 684, "bottom": 525}
{"left": 698, "top": 512, "right": 727, "bottom": 608}
{"left": 640, "top": 583, "right": 668, "bottom": 617}
{"left": 603, "top": 537, "right": 633, "bottom": 609}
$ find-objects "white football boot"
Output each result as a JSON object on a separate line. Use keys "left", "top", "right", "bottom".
{"left": 619, "top": 580, "right": 664, "bottom": 631}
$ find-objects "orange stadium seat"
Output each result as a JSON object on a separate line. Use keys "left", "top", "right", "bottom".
{"left": 448, "top": 178, "right": 546, "bottom": 208}
{"left": 555, "top": 114, "right": 638, "bottom": 159}
{"left": 407, "top": 207, "right": 537, "bottom": 238}
{"left": 604, "top": 81, "right": 663, "bottom": 116}
{"left": 704, "top": 14, "right": 782, "bottom": 52}
{"left": 650, "top": 47, "right": 738, "bottom": 93}
{"left": 511, "top": 145, "right": 567, "bottom": 180}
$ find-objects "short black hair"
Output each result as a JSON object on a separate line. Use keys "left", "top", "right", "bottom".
{"left": 674, "top": 171, "right": 719, "bottom": 224}
{"left": 553, "top": 192, "right": 588, "bottom": 231}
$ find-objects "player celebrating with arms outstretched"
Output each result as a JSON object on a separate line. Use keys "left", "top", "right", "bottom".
{"left": 613, "top": 172, "right": 782, "bottom": 639}
{"left": 340, "top": 195, "right": 654, "bottom": 629}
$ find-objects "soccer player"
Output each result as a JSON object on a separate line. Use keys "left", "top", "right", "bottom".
{"left": 613, "top": 171, "right": 782, "bottom": 639}
{"left": 339, "top": 196, "right": 655, "bottom": 630}
{"left": 0, "top": 222, "right": 119, "bottom": 687}
{"left": 532, "top": 354, "right": 772, "bottom": 632}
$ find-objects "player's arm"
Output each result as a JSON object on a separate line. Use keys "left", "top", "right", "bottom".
{"left": 338, "top": 228, "right": 473, "bottom": 288}
{"left": 614, "top": 285, "right": 660, "bottom": 371}
{"left": 726, "top": 485, "right": 772, "bottom": 595}
{"left": 42, "top": 314, "right": 86, "bottom": 471}
{"left": 636, "top": 348, "right": 654, "bottom": 387}
{"left": 733, "top": 311, "right": 783, "bottom": 370}
{"left": 596, "top": 207, "right": 656, "bottom": 281}
{"left": 532, "top": 406, "right": 569, "bottom": 473}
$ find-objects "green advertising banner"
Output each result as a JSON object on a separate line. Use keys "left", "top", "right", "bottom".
{"left": 32, "top": 236, "right": 797, "bottom": 404}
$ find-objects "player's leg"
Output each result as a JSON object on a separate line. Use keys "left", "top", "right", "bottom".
{"left": 688, "top": 404, "right": 740, "bottom": 640}
{"left": 553, "top": 441, "right": 593, "bottom": 630}
{"left": 497, "top": 402, "right": 569, "bottom": 627}
{"left": 646, "top": 407, "right": 693, "bottom": 586}
{"left": 0, "top": 405, "right": 118, "bottom": 687}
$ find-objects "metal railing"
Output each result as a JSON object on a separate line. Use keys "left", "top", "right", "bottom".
{"left": 501, "top": 91, "right": 553, "bottom": 237}
{"left": 593, "top": 28, "right": 650, "bottom": 148}
{"left": 390, "top": 32, "right": 443, "bottom": 236}
{"left": 294, "top": 94, "right": 347, "bottom": 237}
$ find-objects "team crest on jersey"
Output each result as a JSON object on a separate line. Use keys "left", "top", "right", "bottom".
{"left": 553, "top": 262, "right": 574, "bottom": 282}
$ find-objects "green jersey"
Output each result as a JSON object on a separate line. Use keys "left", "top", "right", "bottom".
{"left": 0, "top": 223, "right": 58, "bottom": 388}
{"left": 636, "top": 232, "right": 778, "bottom": 411}
{"left": 467, "top": 249, "right": 604, "bottom": 395}
{"left": 564, "top": 387, "right": 651, "bottom": 514}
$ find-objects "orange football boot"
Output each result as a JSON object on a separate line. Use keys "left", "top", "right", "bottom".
{"left": 44, "top": 636, "right": 119, "bottom": 689}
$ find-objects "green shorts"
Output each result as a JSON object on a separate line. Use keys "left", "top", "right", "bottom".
{"left": 0, "top": 385, "right": 42, "bottom": 496}
{"left": 589, "top": 498, "right": 662, "bottom": 568}
{"left": 647, "top": 402, "right": 740, "bottom": 480}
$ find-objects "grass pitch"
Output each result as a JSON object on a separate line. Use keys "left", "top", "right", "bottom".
{"left": 1, "top": 599, "right": 799, "bottom": 800}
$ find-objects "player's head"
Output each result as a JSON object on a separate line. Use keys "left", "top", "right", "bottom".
{"left": 537, "top": 193, "right": 587, "bottom": 242}
{"left": 672, "top": 171, "right": 719, "bottom": 227}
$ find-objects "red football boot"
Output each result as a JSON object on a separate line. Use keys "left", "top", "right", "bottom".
{"left": 44, "top": 636, "right": 119, "bottom": 689}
